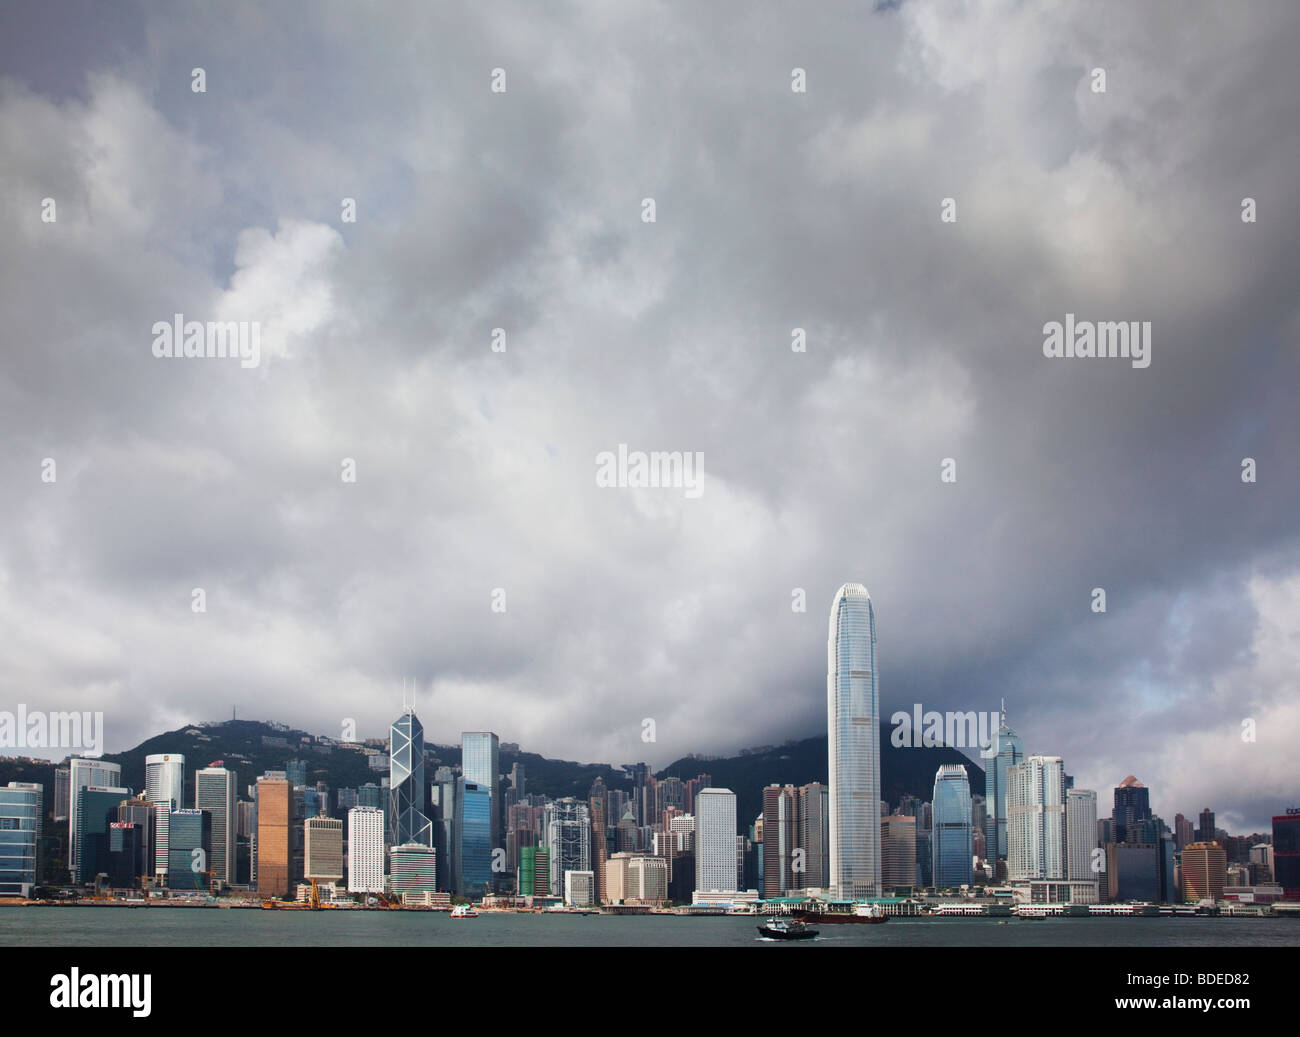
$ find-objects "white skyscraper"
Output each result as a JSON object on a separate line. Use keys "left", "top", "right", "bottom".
{"left": 1066, "top": 787, "right": 1099, "bottom": 881}
{"left": 1007, "top": 755, "right": 1067, "bottom": 881}
{"left": 145, "top": 754, "right": 185, "bottom": 877}
{"left": 195, "top": 766, "right": 236, "bottom": 887}
{"left": 544, "top": 798, "right": 591, "bottom": 897}
{"left": 347, "top": 806, "right": 385, "bottom": 894}
{"left": 827, "top": 583, "right": 882, "bottom": 898}
{"left": 694, "top": 788, "right": 738, "bottom": 895}
{"left": 67, "top": 758, "right": 122, "bottom": 870}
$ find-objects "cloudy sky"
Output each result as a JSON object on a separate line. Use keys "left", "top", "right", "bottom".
{"left": 2, "top": 1, "right": 1297, "bottom": 832}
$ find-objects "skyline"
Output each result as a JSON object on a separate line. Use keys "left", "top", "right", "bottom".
{"left": 1, "top": 1, "right": 1298, "bottom": 851}
{"left": 8, "top": 706, "right": 1289, "bottom": 839}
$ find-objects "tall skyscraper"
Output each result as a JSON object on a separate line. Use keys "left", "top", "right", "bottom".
{"left": 145, "top": 753, "right": 185, "bottom": 878}
{"left": 1007, "top": 755, "right": 1067, "bottom": 881}
{"left": 389, "top": 708, "right": 432, "bottom": 848}
{"left": 347, "top": 806, "right": 385, "bottom": 894}
{"left": 432, "top": 773, "right": 462, "bottom": 894}
{"left": 462, "top": 782, "right": 493, "bottom": 897}
{"left": 695, "top": 788, "right": 738, "bottom": 896}
{"left": 798, "top": 782, "right": 830, "bottom": 889}
{"left": 545, "top": 797, "right": 591, "bottom": 897}
{"left": 0, "top": 783, "right": 41, "bottom": 896}
{"left": 67, "top": 758, "right": 122, "bottom": 872}
{"left": 827, "top": 583, "right": 882, "bottom": 899}
{"left": 256, "top": 774, "right": 293, "bottom": 897}
{"left": 761, "top": 785, "right": 800, "bottom": 897}
{"left": 1174, "top": 812, "right": 1194, "bottom": 850}
{"left": 461, "top": 732, "right": 500, "bottom": 877}
{"left": 931, "top": 764, "right": 972, "bottom": 889}
{"left": 983, "top": 702, "right": 1023, "bottom": 872}
{"left": 195, "top": 766, "right": 236, "bottom": 888}
{"left": 75, "top": 785, "right": 131, "bottom": 883}
{"left": 1066, "top": 788, "right": 1098, "bottom": 881}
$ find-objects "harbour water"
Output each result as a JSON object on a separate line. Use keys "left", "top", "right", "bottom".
{"left": 1, "top": 909, "right": 1296, "bottom": 947}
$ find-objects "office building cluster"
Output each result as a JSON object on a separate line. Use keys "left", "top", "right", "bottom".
{"left": 1, "top": 585, "right": 1294, "bottom": 910}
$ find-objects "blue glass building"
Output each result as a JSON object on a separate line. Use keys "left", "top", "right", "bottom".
{"left": 827, "top": 583, "right": 882, "bottom": 898}
{"left": 932, "top": 765, "right": 973, "bottom": 888}
{"left": 460, "top": 782, "right": 492, "bottom": 898}
{"left": 0, "top": 783, "right": 40, "bottom": 896}
{"left": 461, "top": 732, "right": 500, "bottom": 885}
{"left": 984, "top": 703, "right": 1023, "bottom": 869}
{"left": 166, "top": 809, "right": 212, "bottom": 890}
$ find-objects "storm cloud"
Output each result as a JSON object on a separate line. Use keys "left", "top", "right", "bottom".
{"left": 1, "top": 0, "right": 1297, "bottom": 832}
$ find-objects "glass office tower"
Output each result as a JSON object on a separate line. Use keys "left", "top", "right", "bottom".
{"left": 931, "top": 765, "right": 973, "bottom": 888}
{"left": 75, "top": 785, "right": 132, "bottom": 884}
{"left": 389, "top": 708, "right": 432, "bottom": 848}
{"left": 461, "top": 782, "right": 493, "bottom": 897}
{"left": 461, "top": 732, "right": 500, "bottom": 882}
{"left": 827, "top": 583, "right": 881, "bottom": 898}
{"left": 0, "top": 784, "right": 40, "bottom": 896}
{"left": 67, "top": 758, "right": 121, "bottom": 872}
{"left": 984, "top": 703, "right": 1023, "bottom": 871}
{"left": 166, "top": 808, "right": 212, "bottom": 891}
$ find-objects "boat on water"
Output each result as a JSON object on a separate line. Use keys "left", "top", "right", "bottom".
{"left": 450, "top": 904, "right": 479, "bottom": 918}
{"left": 757, "top": 917, "right": 819, "bottom": 941}
{"left": 793, "top": 902, "right": 888, "bottom": 925}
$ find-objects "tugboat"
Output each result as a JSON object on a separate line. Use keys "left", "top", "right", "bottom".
{"left": 757, "top": 917, "right": 819, "bottom": 941}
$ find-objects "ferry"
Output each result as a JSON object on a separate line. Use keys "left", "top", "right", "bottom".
{"left": 793, "top": 901, "right": 888, "bottom": 925}
{"left": 757, "top": 917, "right": 819, "bottom": 941}
{"left": 450, "top": 904, "right": 479, "bottom": 918}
